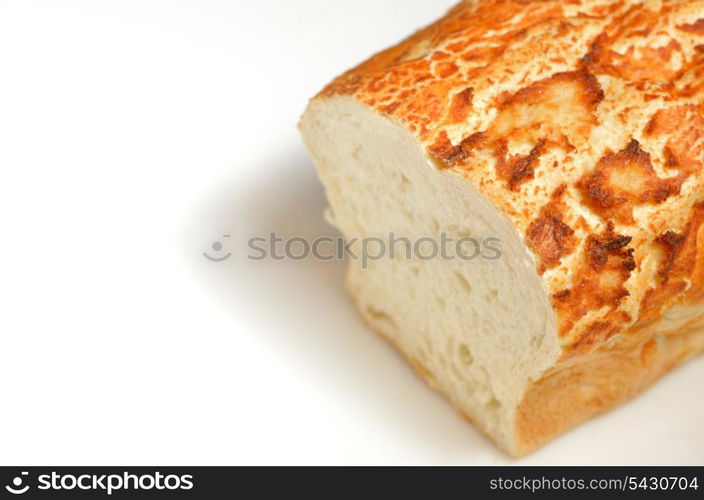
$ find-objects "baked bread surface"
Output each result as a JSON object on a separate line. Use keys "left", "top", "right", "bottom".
{"left": 303, "top": 0, "right": 704, "bottom": 455}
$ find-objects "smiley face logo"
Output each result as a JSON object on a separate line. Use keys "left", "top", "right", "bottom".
{"left": 203, "top": 234, "right": 232, "bottom": 262}
{"left": 5, "top": 471, "right": 29, "bottom": 495}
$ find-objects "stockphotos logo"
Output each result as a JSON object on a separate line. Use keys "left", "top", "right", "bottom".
{"left": 3, "top": 471, "right": 193, "bottom": 496}
{"left": 5, "top": 472, "right": 29, "bottom": 495}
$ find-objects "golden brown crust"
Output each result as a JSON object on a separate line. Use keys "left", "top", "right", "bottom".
{"left": 516, "top": 324, "right": 704, "bottom": 455}
{"left": 578, "top": 140, "right": 687, "bottom": 224}
{"left": 641, "top": 202, "right": 704, "bottom": 319}
{"left": 526, "top": 186, "right": 578, "bottom": 272}
{"left": 553, "top": 222, "right": 636, "bottom": 343}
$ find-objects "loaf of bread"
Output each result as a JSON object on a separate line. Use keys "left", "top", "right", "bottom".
{"left": 300, "top": 0, "right": 704, "bottom": 456}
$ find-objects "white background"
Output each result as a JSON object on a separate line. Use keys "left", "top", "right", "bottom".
{"left": 0, "top": 0, "right": 702, "bottom": 465}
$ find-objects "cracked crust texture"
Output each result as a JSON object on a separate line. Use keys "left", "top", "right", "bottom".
{"left": 315, "top": 0, "right": 704, "bottom": 454}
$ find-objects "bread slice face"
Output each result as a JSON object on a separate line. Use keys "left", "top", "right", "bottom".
{"left": 300, "top": 0, "right": 704, "bottom": 456}
{"left": 302, "top": 96, "right": 561, "bottom": 454}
